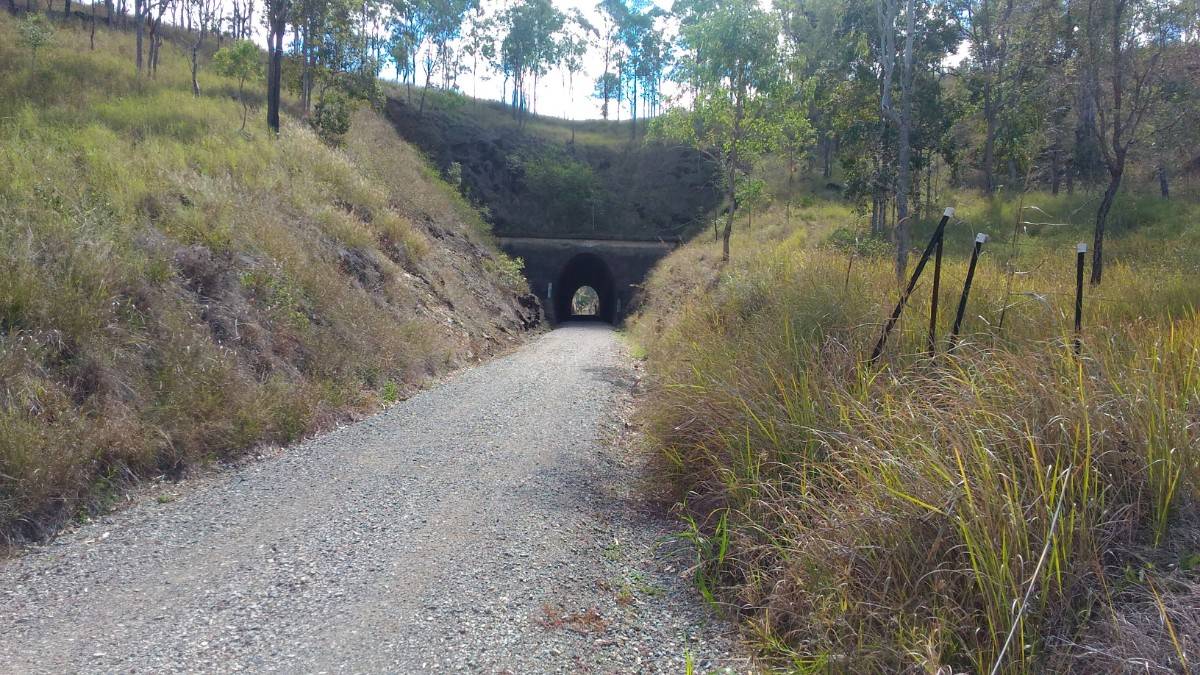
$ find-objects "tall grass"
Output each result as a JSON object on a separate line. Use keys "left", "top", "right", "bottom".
{"left": 632, "top": 197, "right": 1200, "bottom": 671}
{"left": 0, "top": 14, "right": 531, "bottom": 541}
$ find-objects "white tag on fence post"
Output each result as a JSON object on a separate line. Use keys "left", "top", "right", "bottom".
{"left": 976, "top": 233, "right": 988, "bottom": 244}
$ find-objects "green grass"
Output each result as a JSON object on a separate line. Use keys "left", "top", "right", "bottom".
{"left": 631, "top": 190, "right": 1200, "bottom": 672}
{"left": 388, "top": 83, "right": 638, "bottom": 150}
{"left": 0, "top": 13, "right": 529, "bottom": 541}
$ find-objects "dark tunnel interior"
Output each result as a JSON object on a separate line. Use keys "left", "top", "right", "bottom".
{"left": 554, "top": 253, "right": 617, "bottom": 323}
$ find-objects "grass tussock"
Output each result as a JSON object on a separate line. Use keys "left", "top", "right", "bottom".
{"left": 0, "top": 14, "right": 535, "bottom": 542}
{"left": 632, "top": 196, "right": 1200, "bottom": 672}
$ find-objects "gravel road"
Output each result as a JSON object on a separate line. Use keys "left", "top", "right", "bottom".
{"left": 0, "top": 323, "right": 744, "bottom": 674}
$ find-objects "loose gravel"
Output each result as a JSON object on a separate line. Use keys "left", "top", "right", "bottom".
{"left": 0, "top": 323, "right": 746, "bottom": 674}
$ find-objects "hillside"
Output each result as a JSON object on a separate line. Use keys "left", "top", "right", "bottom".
{"left": 630, "top": 191, "right": 1200, "bottom": 671}
{"left": 0, "top": 14, "right": 539, "bottom": 542}
{"left": 383, "top": 88, "right": 723, "bottom": 240}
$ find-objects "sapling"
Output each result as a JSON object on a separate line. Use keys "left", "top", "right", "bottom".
{"left": 19, "top": 14, "right": 54, "bottom": 68}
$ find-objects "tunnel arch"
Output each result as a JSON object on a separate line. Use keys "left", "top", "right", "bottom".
{"left": 554, "top": 253, "right": 617, "bottom": 323}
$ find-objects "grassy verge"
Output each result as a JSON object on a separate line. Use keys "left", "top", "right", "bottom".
{"left": 631, "top": 192, "right": 1200, "bottom": 672}
{"left": 0, "top": 15, "right": 534, "bottom": 542}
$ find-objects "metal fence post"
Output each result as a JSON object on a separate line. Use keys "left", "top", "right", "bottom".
{"left": 869, "top": 207, "right": 954, "bottom": 365}
{"left": 927, "top": 230, "right": 945, "bottom": 355}
{"left": 1074, "top": 243, "right": 1086, "bottom": 356}
{"left": 949, "top": 233, "right": 987, "bottom": 351}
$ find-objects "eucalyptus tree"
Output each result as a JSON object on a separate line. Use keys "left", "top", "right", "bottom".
{"left": 187, "top": 0, "right": 220, "bottom": 96}
{"left": 460, "top": 8, "right": 495, "bottom": 98}
{"left": 265, "top": 0, "right": 292, "bottom": 132}
{"left": 652, "top": 0, "right": 792, "bottom": 261}
{"left": 560, "top": 9, "right": 596, "bottom": 125}
{"left": 593, "top": 0, "right": 625, "bottom": 119}
{"left": 212, "top": 40, "right": 263, "bottom": 130}
{"left": 417, "top": 0, "right": 479, "bottom": 112}
{"left": 612, "top": 0, "right": 665, "bottom": 136}
{"left": 500, "top": 0, "right": 565, "bottom": 120}
{"left": 1079, "top": 0, "right": 1175, "bottom": 283}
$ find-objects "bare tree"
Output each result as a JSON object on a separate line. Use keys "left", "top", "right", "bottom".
{"left": 188, "top": 0, "right": 219, "bottom": 95}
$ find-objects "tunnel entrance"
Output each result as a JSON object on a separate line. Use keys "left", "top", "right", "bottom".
{"left": 554, "top": 253, "right": 616, "bottom": 323}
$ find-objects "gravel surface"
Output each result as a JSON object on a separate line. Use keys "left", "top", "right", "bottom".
{"left": 0, "top": 323, "right": 746, "bottom": 674}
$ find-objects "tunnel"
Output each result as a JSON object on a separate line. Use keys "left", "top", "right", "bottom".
{"left": 553, "top": 253, "right": 617, "bottom": 323}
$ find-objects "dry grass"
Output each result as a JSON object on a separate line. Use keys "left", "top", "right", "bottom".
{"left": 0, "top": 14, "right": 532, "bottom": 542}
{"left": 631, "top": 196, "right": 1200, "bottom": 672}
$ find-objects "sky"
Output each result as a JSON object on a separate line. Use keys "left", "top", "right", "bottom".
{"left": 217, "top": 0, "right": 969, "bottom": 122}
{"left": 411, "top": 0, "right": 680, "bottom": 121}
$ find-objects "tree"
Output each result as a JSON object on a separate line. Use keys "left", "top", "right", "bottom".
{"left": 593, "top": 0, "right": 624, "bottom": 119}
{"left": 416, "top": 0, "right": 478, "bottom": 113}
{"left": 500, "top": 0, "right": 565, "bottom": 120}
{"left": 593, "top": 72, "right": 620, "bottom": 118}
{"left": 653, "top": 0, "right": 791, "bottom": 262}
{"left": 265, "top": 0, "right": 292, "bottom": 133}
{"left": 187, "top": 0, "right": 220, "bottom": 96}
{"left": 1081, "top": 0, "right": 1172, "bottom": 284}
{"left": 877, "top": 0, "right": 918, "bottom": 279}
{"left": 213, "top": 41, "right": 263, "bottom": 131}
{"left": 460, "top": 9, "right": 494, "bottom": 98}
{"left": 18, "top": 13, "right": 54, "bottom": 68}
{"left": 559, "top": 9, "right": 595, "bottom": 125}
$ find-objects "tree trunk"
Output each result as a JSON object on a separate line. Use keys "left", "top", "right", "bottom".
{"left": 191, "top": 42, "right": 201, "bottom": 96}
{"left": 1091, "top": 171, "right": 1119, "bottom": 285}
{"left": 267, "top": 16, "right": 285, "bottom": 134}
{"left": 786, "top": 153, "right": 795, "bottom": 223}
{"left": 419, "top": 57, "right": 434, "bottom": 115}
{"left": 104, "top": 0, "right": 112, "bottom": 24}
{"left": 982, "top": 86, "right": 997, "bottom": 194}
{"left": 1050, "top": 141, "right": 1062, "bottom": 195}
{"left": 721, "top": 176, "right": 735, "bottom": 262}
{"left": 239, "top": 79, "right": 249, "bottom": 131}
{"left": 1157, "top": 164, "right": 1169, "bottom": 198}
{"left": 135, "top": 0, "right": 144, "bottom": 75}
{"left": 822, "top": 136, "right": 833, "bottom": 179}
{"left": 893, "top": 0, "right": 915, "bottom": 280}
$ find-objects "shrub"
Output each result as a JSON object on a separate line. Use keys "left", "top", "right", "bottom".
{"left": 18, "top": 14, "right": 54, "bottom": 68}
{"left": 311, "top": 89, "right": 354, "bottom": 144}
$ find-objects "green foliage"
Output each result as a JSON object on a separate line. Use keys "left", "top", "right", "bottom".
{"left": 212, "top": 40, "right": 262, "bottom": 84}
{"left": 483, "top": 253, "right": 527, "bottom": 292}
{"left": 824, "top": 225, "right": 892, "bottom": 257}
{"left": 518, "top": 151, "right": 598, "bottom": 224}
{"left": 211, "top": 41, "right": 262, "bottom": 130}
{"left": 311, "top": 89, "right": 354, "bottom": 144}
{"left": 17, "top": 13, "right": 54, "bottom": 68}
{"left": 500, "top": 0, "right": 565, "bottom": 116}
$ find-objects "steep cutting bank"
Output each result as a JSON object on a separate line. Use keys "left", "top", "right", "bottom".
{"left": 383, "top": 90, "right": 723, "bottom": 240}
{"left": 0, "top": 15, "right": 539, "bottom": 542}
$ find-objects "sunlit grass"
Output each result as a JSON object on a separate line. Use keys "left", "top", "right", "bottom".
{"left": 0, "top": 13, "right": 523, "bottom": 539}
{"left": 632, "top": 193, "right": 1200, "bottom": 672}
